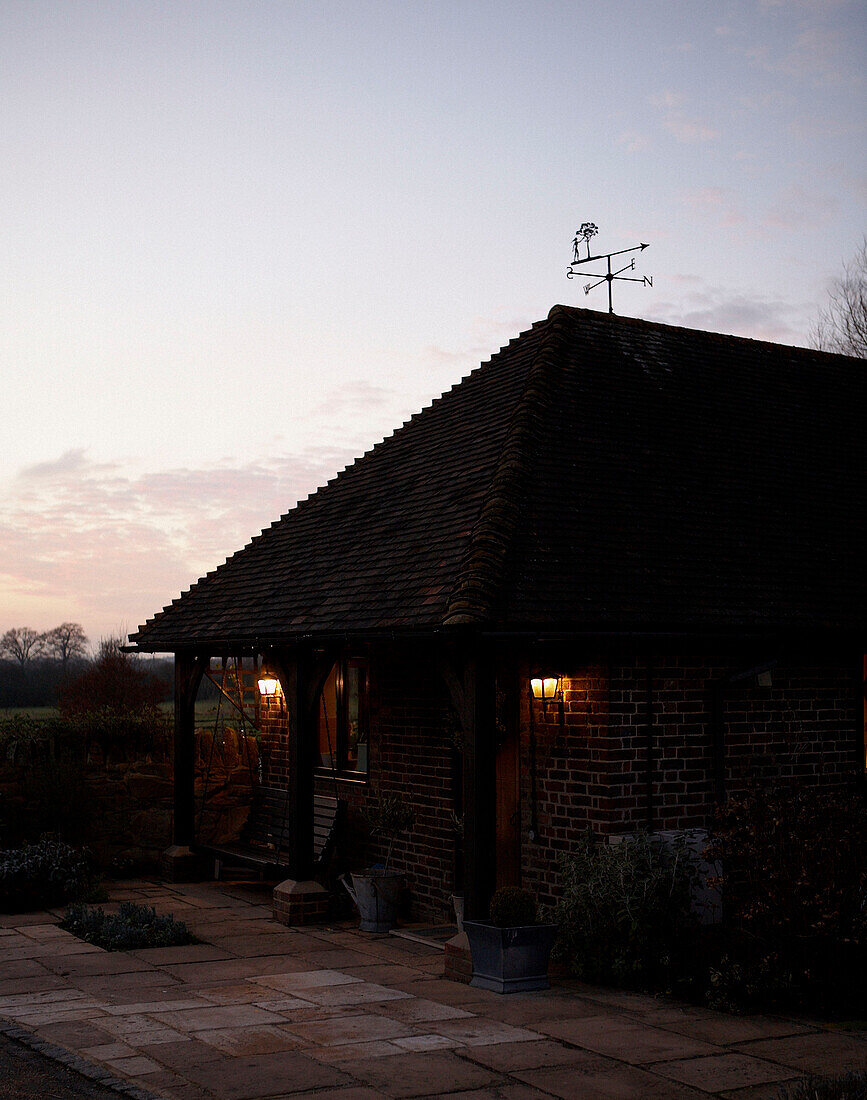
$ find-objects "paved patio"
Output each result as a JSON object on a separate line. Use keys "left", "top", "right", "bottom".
{"left": 1, "top": 880, "right": 864, "bottom": 1099}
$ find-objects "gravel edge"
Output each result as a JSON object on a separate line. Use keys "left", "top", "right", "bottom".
{"left": 0, "top": 1019, "right": 167, "bottom": 1100}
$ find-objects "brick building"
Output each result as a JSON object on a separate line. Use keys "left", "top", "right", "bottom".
{"left": 129, "top": 306, "right": 866, "bottom": 923}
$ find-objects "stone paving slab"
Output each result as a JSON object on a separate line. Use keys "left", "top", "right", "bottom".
{"left": 0, "top": 973, "right": 71, "bottom": 996}
{"left": 180, "top": 1049, "right": 355, "bottom": 1099}
{"left": 281, "top": 1012, "right": 417, "bottom": 1047}
{"left": 348, "top": 1049, "right": 505, "bottom": 1097}
{"left": 36, "top": 1019, "right": 118, "bottom": 1050}
{"left": 69, "top": 972, "right": 187, "bottom": 1003}
{"left": 342, "top": 962, "right": 433, "bottom": 987}
{"left": 195, "top": 1024, "right": 305, "bottom": 1055}
{"left": 0, "top": 909, "right": 60, "bottom": 927}
{"left": 42, "top": 951, "right": 158, "bottom": 977}
{"left": 514, "top": 1053, "right": 711, "bottom": 1098}
{"left": 129, "top": 943, "right": 233, "bottom": 965}
{"left": 415, "top": 1086, "right": 553, "bottom": 1100}
{"left": 0, "top": 957, "right": 56, "bottom": 979}
{"left": 150, "top": 1003, "right": 289, "bottom": 1032}
{"left": 462, "top": 1038, "right": 603, "bottom": 1072}
{"left": 368, "top": 996, "right": 473, "bottom": 1023}
{"left": 738, "top": 1031, "right": 867, "bottom": 1073}
{"left": 2, "top": 879, "right": 865, "bottom": 1099}
{"left": 159, "top": 955, "right": 310, "bottom": 984}
{"left": 536, "top": 1012, "right": 720, "bottom": 1062}
{"left": 653, "top": 1051, "right": 799, "bottom": 1092}
{"left": 252, "top": 968, "right": 362, "bottom": 990}
{"left": 0, "top": 1028, "right": 134, "bottom": 1100}
{"left": 657, "top": 1012, "right": 818, "bottom": 1046}
{"left": 424, "top": 1018, "right": 539, "bottom": 1047}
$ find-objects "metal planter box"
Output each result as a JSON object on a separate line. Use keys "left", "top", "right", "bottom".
{"left": 463, "top": 921, "right": 557, "bottom": 993}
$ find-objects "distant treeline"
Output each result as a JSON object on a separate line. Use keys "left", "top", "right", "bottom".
{"left": 0, "top": 623, "right": 176, "bottom": 708}
{"left": 0, "top": 653, "right": 175, "bottom": 708}
{"left": 0, "top": 623, "right": 227, "bottom": 708}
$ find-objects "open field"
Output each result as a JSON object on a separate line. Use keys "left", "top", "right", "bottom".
{"left": 0, "top": 701, "right": 221, "bottom": 721}
{"left": 0, "top": 706, "right": 59, "bottom": 719}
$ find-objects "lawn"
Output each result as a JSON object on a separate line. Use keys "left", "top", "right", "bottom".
{"left": 0, "top": 706, "right": 59, "bottom": 719}
{"left": 1, "top": 701, "right": 221, "bottom": 720}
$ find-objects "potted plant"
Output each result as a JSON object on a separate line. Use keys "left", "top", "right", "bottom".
{"left": 463, "top": 886, "right": 557, "bottom": 993}
{"left": 340, "top": 792, "right": 415, "bottom": 932}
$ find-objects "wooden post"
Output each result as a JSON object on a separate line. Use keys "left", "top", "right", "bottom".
{"left": 442, "top": 642, "right": 497, "bottom": 923}
{"left": 270, "top": 648, "right": 313, "bottom": 881}
{"left": 270, "top": 646, "right": 333, "bottom": 923}
{"left": 466, "top": 647, "right": 498, "bottom": 921}
{"left": 163, "top": 650, "right": 206, "bottom": 880}
{"left": 269, "top": 648, "right": 334, "bottom": 877}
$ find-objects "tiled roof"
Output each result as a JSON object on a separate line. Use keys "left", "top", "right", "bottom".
{"left": 130, "top": 306, "right": 866, "bottom": 649}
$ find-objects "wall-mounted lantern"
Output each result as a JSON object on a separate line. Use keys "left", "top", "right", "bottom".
{"left": 530, "top": 675, "right": 562, "bottom": 711}
{"left": 257, "top": 676, "right": 279, "bottom": 696}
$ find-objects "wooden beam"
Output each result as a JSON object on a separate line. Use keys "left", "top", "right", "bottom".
{"left": 173, "top": 651, "right": 207, "bottom": 847}
{"left": 447, "top": 643, "right": 497, "bottom": 922}
{"left": 268, "top": 647, "right": 336, "bottom": 882}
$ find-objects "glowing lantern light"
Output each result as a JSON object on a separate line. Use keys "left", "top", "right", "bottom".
{"left": 530, "top": 676, "right": 561, "bottom": 707}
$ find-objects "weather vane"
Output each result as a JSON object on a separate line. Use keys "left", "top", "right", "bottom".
{"left": 566, "top": 222, "right": 652, "bottom": 314}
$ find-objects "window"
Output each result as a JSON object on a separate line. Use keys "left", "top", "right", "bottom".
{"left": 317, "top": 657, "right": 369, "bottom": 776}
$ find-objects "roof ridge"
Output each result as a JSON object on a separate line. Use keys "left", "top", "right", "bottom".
{"left": 443, "top": 305, "right": 571, "bottom": 625}
{"left": 552, "top": 304, "right": 866, "bottom": 361}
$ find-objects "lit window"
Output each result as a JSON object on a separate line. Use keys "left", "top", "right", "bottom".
{"left": 318, "top": 657, "right": 369, "bottom": 776}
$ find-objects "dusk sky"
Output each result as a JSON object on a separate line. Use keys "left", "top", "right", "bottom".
{"left": 2, "top": 0, "right": 865, "bottom": 647}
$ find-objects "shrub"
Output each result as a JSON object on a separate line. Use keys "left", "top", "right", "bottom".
{"left": 489, "top": 886, "right": 537, "bottom": 927}
{"left": 0, "top": 838, "right": 98, "bottom": 912}
{"left": 21, "top": 755, "right": 91, "bottom": 842}
{"left": 552, "top": 829, "right": 698, "bottom": 989}
{"left": 0, "top": 713, "right": 58, "bottom": 759}
{"left": 59, "top": 637, "right": 167, "bottom": 719}
{"left": 776, "top": 1071, "right": 867, "bottom": 1100}
{"left": 0, "top": 707, "right": 171, "bottom": 769}
{"left": 58, "top": 637, "right": 170, "bottom": 761}
{"left": 363, "top": 792, "right": 415, "bottom": 871}
{"left": 708, "top": 782, "right": 867, "bottom": 1014}
{"left": 711, "top": 783, "right": 866, "bottom": 948}
{"left": 61, "top": 902, "right": 195, "bottom": 951}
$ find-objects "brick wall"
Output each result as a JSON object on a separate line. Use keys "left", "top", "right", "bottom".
{"left": 259, "top": 644, "right": 460, "bottom": 922}
{"left": 257, "top": 649, "right": 858, "bottom": 918}
{"left": 522, "top": 656, "right": 859, "bottom": 909}
{"left": 519, "top": 662, "right": 611, "bottom": 906}
{"left": 364, "top": 645, "right": 459, "bottom": 920}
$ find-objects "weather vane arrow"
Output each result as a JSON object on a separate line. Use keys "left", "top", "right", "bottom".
{"left": 566, "top": 222, "right": 652, "bottom": 314}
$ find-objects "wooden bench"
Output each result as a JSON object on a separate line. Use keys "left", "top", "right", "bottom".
{"left": 198, "top": 788, "right": 341, "bottom": 878}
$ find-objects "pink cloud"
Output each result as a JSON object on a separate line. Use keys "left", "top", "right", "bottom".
{"left": 618, "top": 131, "right": 651, "bottom": 153}
{"left": 0, "top": 447, "right": 359, "bottom": 643}
{"left": 650, "top": 90, "right": 717, "bottom": 144}
{"left": 761, "top": 185, "right": 838, "bottom": 230}
{"left": 423, "top": 314, "right": 533, "bottom": 369}
{"left": 646, "top": 282, "right": 811, "bottom": 345}
{"left": 682, "top": 188, "right": 746, "bottom": 228}
{"left": 742, "top": 26, "right": 855, "bottom": 87}
{"left": 663, "top": 116, "right": 718, "bottom": 143}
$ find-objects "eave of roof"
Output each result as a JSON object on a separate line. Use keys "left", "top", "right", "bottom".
{"left": 129, "top": 307, "right": 867, "bottom": 651}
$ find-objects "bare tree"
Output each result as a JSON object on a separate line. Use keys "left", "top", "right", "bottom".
{"left": 812, "top": 238, "right": 867, "bottom": 358}
{"left": 42, "top": 622, "right": 89, "bottom": 673}
{"left": 0, "top": 627, "right": 46, "bottom": 670}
